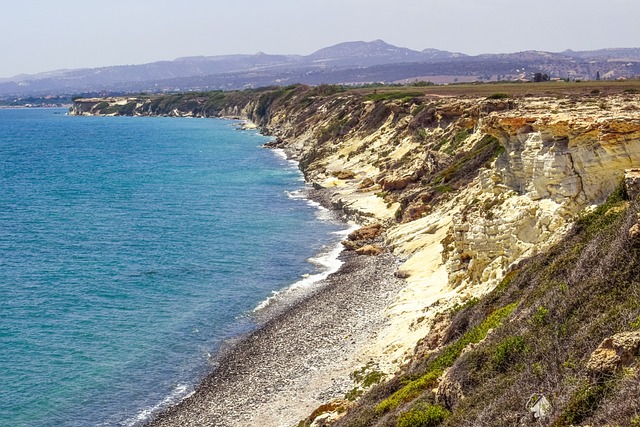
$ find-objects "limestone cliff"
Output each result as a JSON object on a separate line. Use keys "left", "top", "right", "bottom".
{"left": 71, "top": 87, "right": 640, "bottom": 363}
{"left": 246, "top": 89, "right": 640, "bottom": 377}
{"left": 71, "top": 86, "right": 640, "bottom": 425}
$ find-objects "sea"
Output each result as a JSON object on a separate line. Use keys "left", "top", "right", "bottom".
{"left": 0, "top": 108, "right": 347, "bottom": 427}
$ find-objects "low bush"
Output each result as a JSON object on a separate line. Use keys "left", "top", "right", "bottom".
{"left": 489, "top": 336, "right": 529, "bottom": 373}
{"left": 486, "top": 93, "right": 509, "bottom": 100}
{"left": 397, "top": 404, "right": 450, "bottom": 427}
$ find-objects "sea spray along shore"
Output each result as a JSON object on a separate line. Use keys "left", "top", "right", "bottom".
{"left": 72, "top": 83, "right": 640, "bottom": 426}
{"left": 0, "top": 111, "right": 353, "bottom": 427}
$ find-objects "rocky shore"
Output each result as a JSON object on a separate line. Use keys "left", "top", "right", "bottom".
{"left": 143, "top": 130, "right": 410, "bottom": 427}
{"left": 146, "top": 250, "right": 405, "bottom": 427}
{"left": 75, "top": 86, "right": 640, "bottom": 425}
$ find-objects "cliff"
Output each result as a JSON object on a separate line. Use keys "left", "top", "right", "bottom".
{"left": 71, "top": 84, "right": 640, "bottom": 426}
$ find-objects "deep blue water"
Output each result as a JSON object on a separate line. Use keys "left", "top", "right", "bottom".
{"left": 0, "top": 108, "right": 344, "bottom": 426}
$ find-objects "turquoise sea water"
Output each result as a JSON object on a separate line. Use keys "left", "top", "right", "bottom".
{"left": 0, "top": 108, "right": 345, "bottom": 426}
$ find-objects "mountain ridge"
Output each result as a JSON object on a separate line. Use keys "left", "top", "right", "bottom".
{"left": 3, "top": 40, "right": 640, "bottom": 97}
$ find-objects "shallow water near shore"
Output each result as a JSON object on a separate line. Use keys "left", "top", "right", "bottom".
{"left": 0, "top": 108, "right": 345, "bottom": 426}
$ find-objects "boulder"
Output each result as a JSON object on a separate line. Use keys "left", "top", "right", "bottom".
{"left": 380, "top": 175, "right": 414, "bottom": 191}
{"left": 358, "top": 177, "right": 375, "bottom": 189}
{"left": 341, "top": 240, "right": 360, "bottom": 251}
{"left": 586, "top": 331, "right": 640, "bottom": 376}
{"left": 630, "top": 221, "right": 640, "bottom": 241}
{"left": 625, "top": 168, "right": 640, "bottom": 200}
{"left": 435, "top": 369, "right": 464, "bottom": 409}
{"left": 332, "top": 170, "right": 356, "bottom": 180}
{"left": 342, "top": 224, "right": 384, "bottom": 252}
{"left": 355, "top": 245, "right": 384, "bottom": 256}
{"left": 347, "top": 223, "right": 382, "bottom": 241}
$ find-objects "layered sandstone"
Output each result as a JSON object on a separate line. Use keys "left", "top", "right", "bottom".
{"left": 71, "top": 89, "right": 640, "bottom": 424}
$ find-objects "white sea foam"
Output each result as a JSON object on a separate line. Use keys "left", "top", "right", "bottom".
{"left": 272, "top": 148, "right": 300, "bottom": 168}
{"left": 272, "top": 148, "right": 288, "bottom": 160}
{"left": 253, "top": 221, "right": 357, "bottom": 312}
{"left": 254, "top": 145, "right": 356, "bottom": 310}
{"left": 124, "top": 384, "right": 193, "bottom": 427}
{"left": 285, "top": 189, "right": 335, "bottom": 222}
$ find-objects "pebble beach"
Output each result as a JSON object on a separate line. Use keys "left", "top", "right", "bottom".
{"left": 145, "top": 249, "right": 405, "bottom": 427}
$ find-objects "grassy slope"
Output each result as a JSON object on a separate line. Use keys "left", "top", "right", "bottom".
{"left": 332, "top": 186, "right": 640, "bottom": 427}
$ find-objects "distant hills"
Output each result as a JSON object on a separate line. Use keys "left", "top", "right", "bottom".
{"left": 2, "top": 40, "right": 640, "bottom": 98}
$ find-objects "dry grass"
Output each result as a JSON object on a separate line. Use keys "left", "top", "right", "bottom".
{"left": 348, "top": 80, "right": 640, "bottom": 98}
{"left": 334, "top": 185, "right": 640, "bottom": 427}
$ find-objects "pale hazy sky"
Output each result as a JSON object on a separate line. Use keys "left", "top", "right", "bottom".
{"left": 1, "top": 0, "right": 638, "bottom": 78}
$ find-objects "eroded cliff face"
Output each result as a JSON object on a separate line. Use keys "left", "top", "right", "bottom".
{"left": 225, "top": 94, "right": 638, "bottom": 389}
{"left": 72, "top": 86, "right": 640, "bottom": 425}
{"left": 248, "top": 91, "right": 640, "bottom": 285}
{"left": 71, "top": 87, "right": 640, "bottom": 371}
{"left": 254, "top": 90, "right": 640, "bottom": 373}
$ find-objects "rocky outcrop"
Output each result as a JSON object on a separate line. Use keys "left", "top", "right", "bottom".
{"left": 444, "top": 101, "right": 640, "bottom": 290}
{"left": 355, "top": 244, "right": 384, "bottom": 256}
{"left": 342, "top": 224, "right": 384, "bottom": 256}
{"left": 486, "top": 115, "right": 640, "bottom": 206}
{"left": 626, "top": 168, "right": 640, "bottom": 200}
{"left": 435, "top": 369, "right": 464, "bottom": 409}
{"left": 587, "top": 331, "right": 640, "bottom": 376}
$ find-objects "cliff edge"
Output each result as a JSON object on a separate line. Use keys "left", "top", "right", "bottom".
{"left": 72, "top": 83, "right": 640, "bottom": 426}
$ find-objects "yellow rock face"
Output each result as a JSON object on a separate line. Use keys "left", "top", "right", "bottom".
{"left": 261, "top": 91, "right": 640, "bottom": 373}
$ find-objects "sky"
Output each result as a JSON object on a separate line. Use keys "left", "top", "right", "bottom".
{"left": 1, "top": 0, "right": 639, "bottom": 78}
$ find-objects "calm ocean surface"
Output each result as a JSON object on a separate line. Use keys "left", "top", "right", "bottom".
{"left": 0, "top": 108, "right": 345, "bottom": 426}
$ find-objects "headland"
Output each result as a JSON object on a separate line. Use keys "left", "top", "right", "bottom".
{"left": 71, "top": 82, "right": 640, "bottom": 426}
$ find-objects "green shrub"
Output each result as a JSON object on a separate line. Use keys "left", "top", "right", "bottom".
{"left": 376, "top": 370, "right": 441, "bottom": 413}
{"left": 351, "top": 362, "right": 385, "bottom": 388}
{"left": 94, "top": 101, "right": 109, "bottom": 111}
{"left": 346, "top": 387, "right": 364, "bottom": 401}
{"left": 486, "top": 93, "right": 509, "bottom": 100}
{"left": 376, "top": 303, "right": 518, "bottom": 413}
{"left": 397, "top": 404, "right": 450, "bottom": 427}
{"left": 576, "top": 180, "right": 627, "bottom": 235}
{"left": 490, "top": 336, "right": 529, "bottom": 372}
{"left": 554, "top": 383, "right": 608, "bottom": 426}
{"left": 531, "top": 305, "right": 549, "bottom": 326}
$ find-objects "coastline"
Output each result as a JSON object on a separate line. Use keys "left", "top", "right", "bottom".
{"left": 70, "top": 90, "right": 640, "bottom": 425}
{"left": 140, "top": 123, "right": 403, "bottom": 426}
{"left": 144, "top": 246, "right": 406, "bottom": 427}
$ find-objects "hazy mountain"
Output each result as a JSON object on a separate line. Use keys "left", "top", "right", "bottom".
{"left": 421, "top": 48, "right": 468, "bottom": 60}
{"left": 1, "top": 40, "right": 639, "bottom": 98}
{"left": 562, "top": 48, "right": 640, "bottom": 61}
{"left": 306, "top": 39, "right": 426, "bottom": 67}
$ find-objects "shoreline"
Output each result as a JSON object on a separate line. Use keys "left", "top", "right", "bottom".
{"left": 68, "top": 90, "right": 640, "bottom": 426}
{"left": 144, "top": 250, "right": 406, "bottom": 427}
{"left": 141, "top": 124, "right": 405, "bottom": 426}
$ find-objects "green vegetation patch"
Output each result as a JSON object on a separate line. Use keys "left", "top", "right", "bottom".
{"left": 366, "top": 91, "right": 424, "bottom": 102}
{"left": 397, "top": 403, "right": 450, "bottom": 427}
{"left": 376, "top": 302, "right": 517, "bottom": 414}
{"left": 553, "top": 382, "right": 611, "bottom": 427}
{"left": 486, "top": 93, "right": 510, "bottom": 100}
{"left": 489, "top": 335, "right": 529, "bottom": 373}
